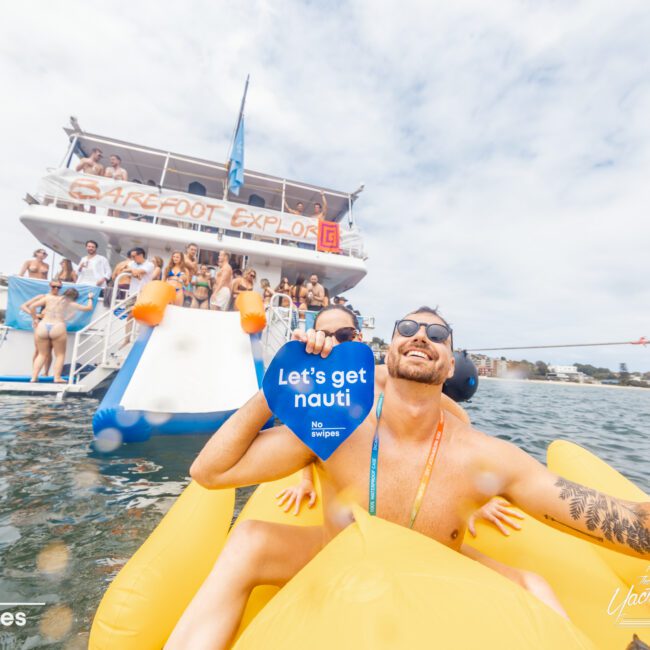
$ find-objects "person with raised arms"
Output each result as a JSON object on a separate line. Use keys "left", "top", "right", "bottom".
{"left": 166, "top": 305, "right": 649, "bottom": 650}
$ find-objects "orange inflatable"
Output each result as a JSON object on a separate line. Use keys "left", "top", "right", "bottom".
{"left": 132, "top": 281, "right": 175, "bottom": 326}
{"left": 236, "top": 290, "right": 266, "bottom": 333}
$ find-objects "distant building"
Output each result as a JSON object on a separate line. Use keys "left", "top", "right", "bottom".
{"left": 547, "top": 365, "right": 589, "bottom": 382}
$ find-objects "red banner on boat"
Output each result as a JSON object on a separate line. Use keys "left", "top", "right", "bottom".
{"left": 317, "top": 220, "right": 340, "bottom": 253}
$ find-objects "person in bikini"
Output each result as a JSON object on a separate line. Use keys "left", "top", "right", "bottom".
{"left": 211, "top": 251, "right": 233, "bottom": 311}
{"left": 55, "top": 258, "right": 77, "bottom": 283}
{"left": 231, "top": 267, "right": 256, "bottom": 306}
{"left": 274, "top": 277, "right": 292, "bottom": 308}
{"left": 259, "top": 278, "right": 273, "bottom": 306}
{"left": 167, "top": 304, "right": 649, "bottom": 650}
{"left": 20, "top": 280, "right": 63, "bottom": 378}
{"left": 164, "top": 252, "right": 190, "bottom": 307}
{"left": 18, "top": 249, "right": 49, "bottom": 279}
{"left": 27, "top": 288, "right": 94, "bottom": 383}
{"left": 111, "top": 258, "right": 132, "bottom": 301}
{"left": 191, "top": 264, "right": 213, "bottom": 310}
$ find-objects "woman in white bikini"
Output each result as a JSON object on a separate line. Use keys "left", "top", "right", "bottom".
{"left": 27, "top": 288, "right": 94, "bottom": 383}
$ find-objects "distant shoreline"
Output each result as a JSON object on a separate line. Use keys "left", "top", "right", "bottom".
{"left": 480, "top": 376, "right": 650, "bottom": 391}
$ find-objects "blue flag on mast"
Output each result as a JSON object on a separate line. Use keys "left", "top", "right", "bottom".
{"left": 228, "top": 117, "right": 245, "bottom": 196}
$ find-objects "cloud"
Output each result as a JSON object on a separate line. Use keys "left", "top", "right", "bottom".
{"left": 0, "top": 0, "right": 648, "bottom": 370}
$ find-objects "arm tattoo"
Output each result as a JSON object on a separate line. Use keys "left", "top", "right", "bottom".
{"left": 553, "top": 477, "right": 650, "bottom": 555}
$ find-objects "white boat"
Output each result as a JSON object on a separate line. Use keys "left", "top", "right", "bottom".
{"left": 0, "top": 118, "right": 372, "bottom": 404}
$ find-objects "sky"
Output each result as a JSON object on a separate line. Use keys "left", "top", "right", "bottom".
{"left": 0, "top": 0, "right": 649, "bottom": 371}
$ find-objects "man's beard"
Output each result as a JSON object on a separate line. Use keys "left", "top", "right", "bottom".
{"left": 386, "top": 347, "right": 448, "bottom": 386}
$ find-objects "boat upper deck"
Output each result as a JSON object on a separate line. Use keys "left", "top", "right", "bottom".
{"left": 19, "top": 121, "right": 368, "bottom": 296}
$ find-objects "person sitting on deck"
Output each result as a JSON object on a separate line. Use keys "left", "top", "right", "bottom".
{"left": 166, "top": 305, "right": 650, "bottom": 650}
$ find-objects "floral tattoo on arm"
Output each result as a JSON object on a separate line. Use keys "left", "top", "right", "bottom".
{"left": 550, "top": 477, "right": 650, "bottom": 555}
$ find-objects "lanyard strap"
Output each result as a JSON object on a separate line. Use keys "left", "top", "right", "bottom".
{"left": 368, "top": 392, "right": 445, "bottom": 529}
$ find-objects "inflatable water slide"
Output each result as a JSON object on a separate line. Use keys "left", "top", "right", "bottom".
{"left": 93, "top": 283, "right": 266, "bottom": 442}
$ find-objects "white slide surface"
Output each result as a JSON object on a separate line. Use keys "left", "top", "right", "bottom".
{"left": 120, "top": 306, "right": 259, "bottom": 413}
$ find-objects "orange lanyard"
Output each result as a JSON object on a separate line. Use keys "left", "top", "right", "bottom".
{"left": 369, "top": 393, "right": 445, "bottom": 529}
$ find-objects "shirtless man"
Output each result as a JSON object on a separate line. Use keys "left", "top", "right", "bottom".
{"left": 75, "top": 148, "right": 104, "bottom": 176}
{"left": 210, "top": 251, "right": 233, "bottom": 311}
{"left": 312, "top": 191, "right": 327, "bottom": 219}
{"left": 104, "top": 154, "right": 128, "bottom": 181}
{"left": 284, "top": 200, "right": 305, "bottom": 215}
{"left": 184, "top": 244, "right": 200, "bottom": 306}
{"left": 305, "top": 274, "right": 326, "bottom": 311}
{"left": 167, "top": 305, "right": 649, "bottom": 649}
{"left": 184, "top": 244, "right": 199, "bottom": 278}
{"left": 104, "top": 154, "right": 128, "bottom": 217}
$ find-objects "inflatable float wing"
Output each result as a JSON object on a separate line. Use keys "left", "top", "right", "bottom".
{"left": 93, "top": 285, "right": 266, "bottom": 442}
{"left": 90, "top": 437, "right": 648, "bottom": 649}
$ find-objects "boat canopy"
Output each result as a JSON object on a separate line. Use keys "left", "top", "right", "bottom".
{"left": 63, "top": 127, "right": 361, "bottom": 224}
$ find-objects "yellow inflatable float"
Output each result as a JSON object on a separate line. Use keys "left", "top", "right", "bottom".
{"left": 89, "top": 442, "right": 649, "bottom": 649}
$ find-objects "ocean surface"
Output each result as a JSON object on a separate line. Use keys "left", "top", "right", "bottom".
{"left": 0, "top": 380, "right": 648, "bottom": 647}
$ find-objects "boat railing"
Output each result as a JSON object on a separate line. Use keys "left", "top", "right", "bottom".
{"left": 67, "top": 275, "right": 138, "bottom": 385}
{"left": 263, "top": 293, "right": 298, "bottom": 362}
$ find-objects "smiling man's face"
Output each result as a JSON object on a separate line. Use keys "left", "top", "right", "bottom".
{"left": 386, "top": 311, "right": 455, "bottom": 386}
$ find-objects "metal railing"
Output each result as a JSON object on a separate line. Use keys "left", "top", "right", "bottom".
{"left": 67, "top": 276, "right": 138, "bottom": 385}
{"left": 263, "top": 293, "right": 298, "bottom": 361}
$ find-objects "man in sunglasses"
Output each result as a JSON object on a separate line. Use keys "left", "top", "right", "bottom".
{"left": 168, "top": 306, "right": 649, "bottom": 649}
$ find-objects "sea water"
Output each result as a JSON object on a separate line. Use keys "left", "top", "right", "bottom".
{"left": 0, "top": 381, "right": 648, "bottom": 646}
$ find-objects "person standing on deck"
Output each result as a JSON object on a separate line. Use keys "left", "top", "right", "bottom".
{"left": 76, "top": 241, "right": 111, "bottom": 289}
{"left": 312, "top": 191, "right": 328, "bottom": 219}
{"left": 210, "top": 251, "right": 233, "bottom": 311}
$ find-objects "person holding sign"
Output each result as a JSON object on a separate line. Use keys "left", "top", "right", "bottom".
{"left": 167, "top": 306, "right": 649, "bottom": 650}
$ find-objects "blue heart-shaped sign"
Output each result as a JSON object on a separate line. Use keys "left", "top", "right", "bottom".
{"left": 263, "top": 340, "right": 375, "bottom": 460}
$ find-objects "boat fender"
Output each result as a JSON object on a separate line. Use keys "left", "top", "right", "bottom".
{"left": 442, "top": 350, "right": 478, "bottom": 402}
{"left": 132, "top": 281, "right": 175, "bottom": 326}
{"left": 236, "top": 291, "right": 267, "bottom": 333}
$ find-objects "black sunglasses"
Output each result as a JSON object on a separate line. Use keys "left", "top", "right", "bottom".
{"left": 321, "top": 326, "right": 357, "bottom": 343}
{"left": 393, "top": 319, "right": 453, "bottom": 348}
{"left": 50, "top": 284, "right": 62, "bottom": 289}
